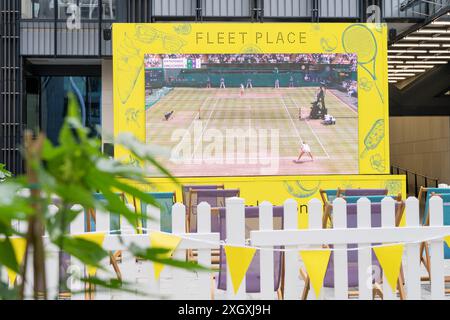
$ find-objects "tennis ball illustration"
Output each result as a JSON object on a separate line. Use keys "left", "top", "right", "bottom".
{"left": 240, "top": 44, "right": 263, "bottom": 54}
{"left": 174, "top": 23, "right": 192, "bottom": 35}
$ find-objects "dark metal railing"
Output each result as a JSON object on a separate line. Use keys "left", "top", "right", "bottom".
{"left": 391, "top": 165, "right": 439, "bottom": 197}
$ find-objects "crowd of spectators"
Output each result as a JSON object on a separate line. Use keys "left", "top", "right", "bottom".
{"left": 145, "top": 53, "right": 358, "bottom": 68}
{"left": 343, "top": 80, "right": 358, "bottom": 97}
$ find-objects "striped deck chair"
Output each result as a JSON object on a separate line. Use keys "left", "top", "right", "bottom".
{"left": 187, "top": 189, "right": 240, "bottom": 233}
{"left": 186, "top": 189, "right": 240, "bottom": 265}
{"left": 322, "top": 189, "right": 391, "bottom": 228}
{"left": 181, "top": 184, "right": 224, "bottom": 207}
{"left": 319, "top": 189, "right": 338, "bottom": 207}
{"left": 338, "top": 188, "right": 389, "bottom": 197}
{"left": 137, "top": 192, "right": 176, "bottom": 233}
{"left": 216, "top": 206, "right": 284, "bottom": 300}
{"left": 87, "top": 192, "right": 127, "bottom": 233}
{"left": 419, "top": 190, "right": 450, "bottom": 285}
{"left": 300, "top": 201, "right": 406, "bottom": 299}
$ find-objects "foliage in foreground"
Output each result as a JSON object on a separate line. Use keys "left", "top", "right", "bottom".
{"left": 0, "top": 93, "right": 205, "bottom": 300}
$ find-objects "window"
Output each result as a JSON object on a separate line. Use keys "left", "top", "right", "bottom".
{"left": 58, "top": 0, "right": 99, "bottom": 20}
{"left": 22, "top": 0, "right": 55, "bottom": 19}
{"left": 102, "top": 0, "right": 116, "bottom": 20}
{"left": 57, "top": 0, "right": 76, "bottom": 19}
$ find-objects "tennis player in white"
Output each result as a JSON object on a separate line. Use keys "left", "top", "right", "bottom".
{"left": 295, "top": 141, "right": 314, "bottom": 162}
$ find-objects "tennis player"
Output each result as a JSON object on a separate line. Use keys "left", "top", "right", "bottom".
{"left": 246, "top": 78, "right": 253, "bottom": 89}
{"left": 289, "top": 75, "right": 294, "bottom": 88}
{"left": 274, "top": 78, "right": 280, "bottom": 89}
{"left": 295, "top": 141, "right": 314, "bottom": 162}
{"left": 220, "top": 77, "right": 226, "bottom": 89}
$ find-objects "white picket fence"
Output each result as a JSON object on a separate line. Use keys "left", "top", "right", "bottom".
{"left": 3, "top": 196, "right": 450, "bottom": 300}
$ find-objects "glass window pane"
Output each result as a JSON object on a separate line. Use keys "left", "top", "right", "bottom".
{"left": 27, "top": 0, "right": 55, "bottom": 19}
{"left": 21, "top": 0, "right": 34, "bottom": 19}
{"left": 102, "top": 0, "right": 116, "bottom": 20}
{"left": 58, "top": 0, "right": 77, "bottom": 19}
{"left": 79, "top": 0, "right": 99, "bottom": 19}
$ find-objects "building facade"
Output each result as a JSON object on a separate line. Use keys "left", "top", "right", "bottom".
{"left": 0, "top": 0, "right": 449, "bottom": 174}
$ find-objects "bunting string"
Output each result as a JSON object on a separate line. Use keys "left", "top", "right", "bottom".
{"left": 47, "top": 227, "right": 450, "bottom": 253}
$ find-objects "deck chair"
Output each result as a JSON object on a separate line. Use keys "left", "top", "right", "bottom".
{"left": 419, "top": 191, "right": 450, "bottom": 286}
{"left": 134, "top": 192, "right": 176, "bottom": 233}
{"left": 301, "top": 201, "right": 406, "bottom": 300}
{"left": 187, "top": 189, "right": 240, "bottom": 233}
{"left": 338, "top": 188, "right": 389, "bottom": 197}
{"left": 87, "top": 192, "right": 127, "bottom": 232}
{"left": 186, "top": 189, "right": 240, "bottom": 265}
{"left": 181, "top": 184, "right": 224, "bottom": 207}
{"left": 216, "top": 206, "right": 284, "bottom": 299}
{"left": 322, "top": 191, "right": 393, "bottom": 228}
{"left": 319, "top": 189, "right": 338, "bottom": 207}
{"left": 342, "top": 195, "right": 401, "bottom": 204}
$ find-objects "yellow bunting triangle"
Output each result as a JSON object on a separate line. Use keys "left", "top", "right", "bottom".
{"left": 150, "top": 232, "right": 182, "bottom": 280}
{"left": 299, "top": 249, "right": 332, "bottom": 298}
{"left": 74, "top": 232, "right": 106, "bottom": 277}
{"left": 373, "top": 244, "right": 404, "bottom": 292}
{"left": 6, "top": 238, "right": 27, "bottom": 285}
{"left": 223, "top": 246, "right": 257, "bottom": 294}
{"left": 445, "top": 236, "right": 450, "bottom": 249}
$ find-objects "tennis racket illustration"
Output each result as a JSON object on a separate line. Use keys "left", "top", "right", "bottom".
{"left": 342, "top": 24, "right": 384, "bottom": 104}
{"left": 360, "top": 119, "right": 385, "bottom": 159}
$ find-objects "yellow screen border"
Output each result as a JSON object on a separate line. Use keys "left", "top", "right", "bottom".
{"left": 113, "top": 22, "right": 390, "bottom": 177}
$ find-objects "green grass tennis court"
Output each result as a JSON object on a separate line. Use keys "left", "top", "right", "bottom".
{"left": 146, "top": 87, "right": 358, "bottom": 177}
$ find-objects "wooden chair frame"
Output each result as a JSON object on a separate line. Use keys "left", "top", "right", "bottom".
{"left": 301, "top": 200, "right": 407, "bottom": 300}
{"left": 419, "top": 189, "right": 450, "bottom": 289}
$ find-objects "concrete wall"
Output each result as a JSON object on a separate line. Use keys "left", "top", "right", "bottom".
{"left": 102, "top": 59, "right": 114, "bottom": 144}
{"left": 390, "top": 116, "right": 450, "bottom": 185}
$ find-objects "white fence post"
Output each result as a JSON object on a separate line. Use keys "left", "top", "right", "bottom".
{"left": 381, "top": 197, "right": 396, "bottom": 300}
{"left": 429, "top": 196, "right": 445, "bottom": 300}
{"left": 197, "top": 202, "right": 212, "bottom": 300}
{"left": 95, "top": 207, "right": 109, "bottom": 233}
{"left": 332, "top": 197, "right": 348, "bottom": 300}
{"left": 226, "top": 197, "right": 246, "bottom": 300}
{"left": 70, "top": 204, "right": 85, "bottom": 234}
{"left": 46, "top": 245, "right": 59, "bottom": 300}
{"left": 284, "top": 198, "right": 299, "bottom": 300}
{"left": 405, "top": 197, "right": 421, "bottom": 300}
{"left": 259, "top": 201, "right": 274, "bottom": 300}
{"left": 171, "top": 202, "right": 187, "bottom": 300}
{"left": 307, "top": 198, "right": 324, "bottom": 300}
{"left": 357, "top": 197, "right": 373, "bottom": 300}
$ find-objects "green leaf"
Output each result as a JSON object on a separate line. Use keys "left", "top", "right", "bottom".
{"left": 0, "top": 238, "right": 20, "bottom": 273}
{"left": 59, "top": 236, "right": 108, "bottom": 269}
{"left": 128, "top": 243, "right": 211, "bottom": 272}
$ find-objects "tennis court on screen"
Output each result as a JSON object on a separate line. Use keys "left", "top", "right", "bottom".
{"left": 146, "top": 87, "right": 358, "bottom": 177}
